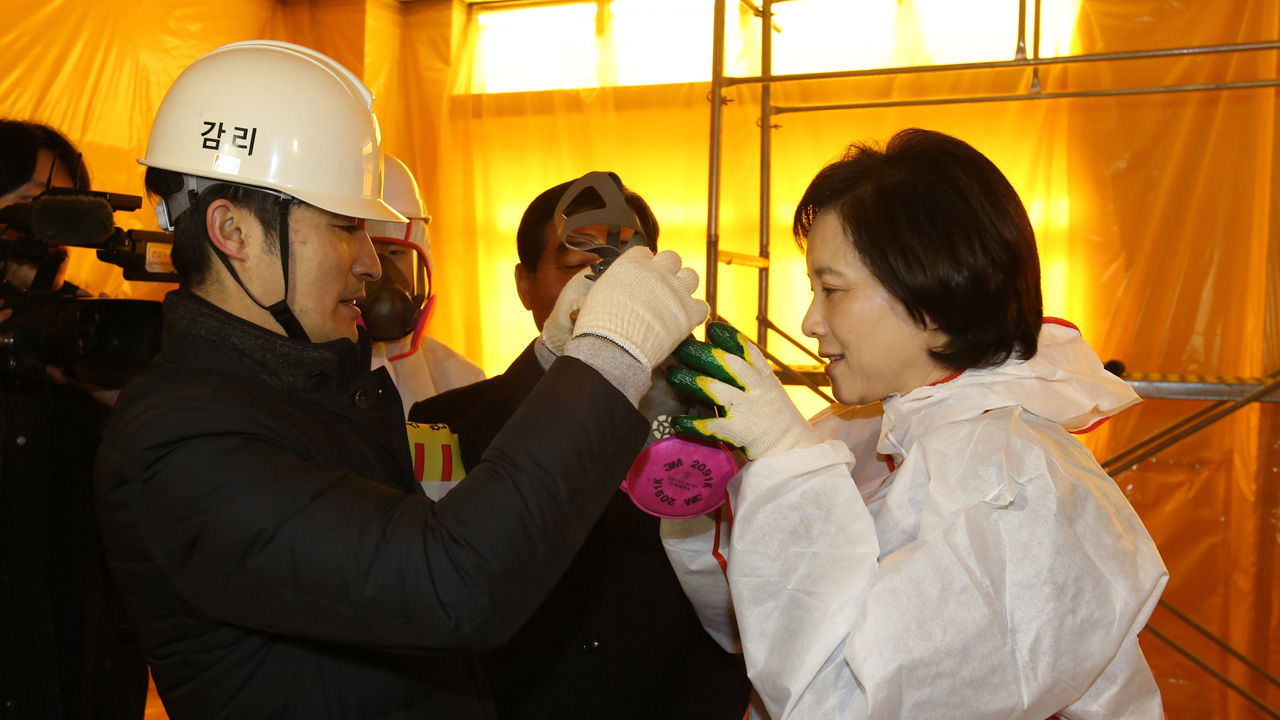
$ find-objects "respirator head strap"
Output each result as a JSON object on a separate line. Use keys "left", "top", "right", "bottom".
{"left": 553, "top": 171, "right": 648, "bottom": 276}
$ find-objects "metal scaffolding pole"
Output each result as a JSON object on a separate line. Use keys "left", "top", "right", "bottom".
{"left": 757, "top": 0, "right": 774, "bottom": 351}
{"left": 771, "top": 79, "right": 1280, "bottom": 115}
{"left": 721, "top": 40, "right": 1280, "bottom": 88}
{"left": 706, "top": 0, "right": 727, "bottom": 322}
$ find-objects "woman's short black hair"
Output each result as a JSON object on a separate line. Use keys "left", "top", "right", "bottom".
{"left": 516, "top": 176, "right": 659, "bottom": 270}
{"left": 794, "top": 128, "right": 1043, "bottom": 370}
{"left": 144, "top": 167, "right": 283, "bottom": 287}
{"left": 0, "top": 120, "right": 91, "bottom": 196}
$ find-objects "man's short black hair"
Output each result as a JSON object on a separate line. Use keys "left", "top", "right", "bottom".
{"left": 794, "top": 128, "right": 1043, "bottom": 371}
{"left": 516, "top": 176, "right": 659, "bottom": 270}
{"left": 0, "top": 120, "right": 91, "bottom": 196}
{"left": 144, "top": 167, "right": 283, "bottom": 287}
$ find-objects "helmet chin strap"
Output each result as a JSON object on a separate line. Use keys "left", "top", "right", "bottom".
{"left": 209, "top": 196, "right": 310, "bottom": 341}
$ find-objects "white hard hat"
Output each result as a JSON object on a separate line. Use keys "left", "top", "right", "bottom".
{"left": 363, "top": 156, "right": 435, "bottom": 348}
{"left": 369, "top": 155, "right": 431, "bottom": 264}
{"left": 140, "top": 40, "right": 405, "bottom": 224}
{"left": 381, "top": 155, "right": 427, "bottom": 219}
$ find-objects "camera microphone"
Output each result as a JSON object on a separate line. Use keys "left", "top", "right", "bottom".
{"left": 28, "top": 194, "right": 116, "bottom": 248}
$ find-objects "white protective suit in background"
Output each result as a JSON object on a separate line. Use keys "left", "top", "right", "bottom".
{"left": 371, "top": 337, "right": 485, "bottom": 416}
{"left": 662, "top": 321, "right": 1168, "bottom": 720}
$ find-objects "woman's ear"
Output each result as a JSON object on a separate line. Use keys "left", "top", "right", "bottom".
{"left": 206, "top": 199, "right": 248, "bottom": 260}
{"left": 918, "top": 311, "right": 944, "bottom": 339}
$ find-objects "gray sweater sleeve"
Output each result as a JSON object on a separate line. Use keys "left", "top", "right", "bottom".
{"left": 562, "top": 334, "right": 651, "bottom": 407}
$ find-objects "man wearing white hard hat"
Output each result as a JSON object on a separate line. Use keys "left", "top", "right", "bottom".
{"left": 94, "top": 40, "right": 709, "bottom": 719}
{"left": 360, "top": 155, "right": 484, "bottom": 416}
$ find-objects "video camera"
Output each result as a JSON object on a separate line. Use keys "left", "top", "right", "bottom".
{"left": 0, "top": 188, "right": 174, "bottom": 388}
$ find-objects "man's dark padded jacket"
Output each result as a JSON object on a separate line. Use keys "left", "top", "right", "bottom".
{"left": 94, "top": 289, "right": 647, "bottom": 719}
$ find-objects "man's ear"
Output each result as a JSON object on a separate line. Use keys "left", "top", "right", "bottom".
{"left": 206, "top": 199, "right": 249, "bottom": 260}
{"left": 514, "top": 262, "right": 534, "bottom": 311}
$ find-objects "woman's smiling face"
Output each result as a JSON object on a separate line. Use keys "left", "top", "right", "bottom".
{"left": 801, "top": 210, "right": 952, "bottom": 405}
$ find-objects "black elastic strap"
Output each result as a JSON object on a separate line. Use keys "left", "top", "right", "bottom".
{"left": 209, "top": 196, "right": 310, "bottom": 341}
{"left": 261, "top": 199, "right": 308, "bottom": 339}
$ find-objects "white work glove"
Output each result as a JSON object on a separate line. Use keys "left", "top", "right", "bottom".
{"left": 540, "top": 267, "right": 594, "bottom": 356}
{"left": 571, "top": 246, "right": 709, "bottom": 369}
{"left": 667, "top": 322, "right": 819, "bottom": 461}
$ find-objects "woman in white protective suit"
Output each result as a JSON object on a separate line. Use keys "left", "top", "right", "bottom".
{"left": 360, "top": 155, "right": 484, "bottom": 414}
{"left": 662, "top": 128, "right": 1168, "bottom": 720}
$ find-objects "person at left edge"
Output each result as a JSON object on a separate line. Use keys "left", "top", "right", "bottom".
{"left": 0, "top": 120, "right": 147, "bottom": 720}
{"left": 94, "top": 40, "right": 708, "bottom": 719}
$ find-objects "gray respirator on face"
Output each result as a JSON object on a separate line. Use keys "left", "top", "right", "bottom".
{"left": 361, "top": 253, "right": 427, "bottom": 342}
{"left": 553, "top": 171, "right": 649, "bottom": 277}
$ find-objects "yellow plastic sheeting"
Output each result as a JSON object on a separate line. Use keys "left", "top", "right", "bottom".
{"left": 410, "top": 2, "right": 1280, "bottom": 716}
{"left": 1063, "top": 5, "right": 1280, "bottom": 716}
{"left": 3, "top": 1, "right": 1278, "bottom": 717}
{"left": 435, "top": 5, "right": 1280, "bottom": 715}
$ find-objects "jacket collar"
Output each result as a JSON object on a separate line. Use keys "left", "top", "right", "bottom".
{"left": 877, "top": 320, "right": 1139, "bottom": 461}
{"left": 161, "top": 287, "right": 372, "bottom": 393}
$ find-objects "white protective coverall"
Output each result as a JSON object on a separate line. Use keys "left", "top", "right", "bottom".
{"left": 366, "top": 155, "right": 486, "bottom": 415}
{"left": 662, "top": 321, "right": 1168, "bottom": 720}
{"left": 371, "top": 336, "right": 485, "bottom": 416}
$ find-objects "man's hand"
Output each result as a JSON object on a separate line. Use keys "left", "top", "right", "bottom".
{"left": 571, "top": 247, "right": 709, "bottom": 369}
{"left": 541, "top": 267, "right": 594, "bottom": 356}
{"left": 666, "top": 322, "right": 818, "bottom": 461}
